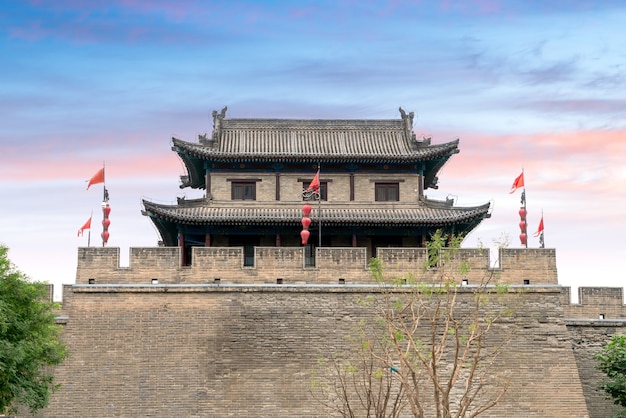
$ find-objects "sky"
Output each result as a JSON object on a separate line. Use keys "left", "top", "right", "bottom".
{"left": 1, "top": 0, "right": 625, "bottom": 301}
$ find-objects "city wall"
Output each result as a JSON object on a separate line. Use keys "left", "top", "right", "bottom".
{"left": 75, "top": 246, "right": 557, "bottom": 285}
{"left": 30, "top": 247, "right": 626, "bottom": 417}
{"left": 40, "top": 284, "right": 588, "bottom": 417}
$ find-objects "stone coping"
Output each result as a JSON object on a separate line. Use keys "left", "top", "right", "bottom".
{"left": 565, "top": 318, "right": 626, "bottom": 326}
{"left": 70, "top": 283, "right": 564, "bottom": 294}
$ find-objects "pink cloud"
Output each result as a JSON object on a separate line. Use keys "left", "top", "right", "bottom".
{"left": 429, "top": 128, "right": 626, "bottom": 200}
{"left": 0, "top": 150, "right": 179, "bottom": 182}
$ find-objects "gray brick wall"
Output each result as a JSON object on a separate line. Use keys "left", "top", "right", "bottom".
{"left": 35, "top": 285, "right": 589, "bottom": 417}
{"left": 567, "top": 321, "right": 626, "bottom": 418}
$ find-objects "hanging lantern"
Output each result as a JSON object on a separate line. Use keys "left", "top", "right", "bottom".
{"left": 101, "top": 202, "right": 111, "bottom": 246}
{"left": 518, "top": 206, "right": 527, "bottom": 247}
{"left": 301, "top": 217, "right": 311, "bottom": 229}
{"left": 302, "top": 204, "right": 312, "bottom": 216}
{"left": 300, "top": 229, "right": 310, "bottom": 245}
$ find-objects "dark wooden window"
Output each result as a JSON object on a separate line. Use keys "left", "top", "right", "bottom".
{"left": 232, "top": 182, "right": 256, "bottom": 200}
{"left": 304, "top": 244, "right": 315, "bottom": 267}
{"left": 375, "top": 183, "right": 399, "bottom": 201}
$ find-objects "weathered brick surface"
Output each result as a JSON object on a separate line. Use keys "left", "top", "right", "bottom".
{"left": 566, "top": 321, "right": 626, "bottom": 418}
{"left": 34, "top": 285, "right": 589, "bottom": 417}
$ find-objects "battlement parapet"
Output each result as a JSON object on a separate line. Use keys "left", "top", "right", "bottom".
{"left": 76, "top": 246, "right": 558, "bottom": 285}
{"left": 563, "top": 287, "right": 626, "bottom": 320}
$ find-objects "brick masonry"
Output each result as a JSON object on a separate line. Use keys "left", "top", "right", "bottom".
{"left": 74, "top": 246, "right": 558, "bottom": 286}
{"left": 37, "top": 285, "right": 587, "bottom": 417}
{"left": 26, "top": 247, "right": 626, "bottom": 417}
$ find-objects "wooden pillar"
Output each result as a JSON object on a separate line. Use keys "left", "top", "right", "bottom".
{"left": 349, "top": 173, "right": 355, "bottom": 201}
{"left": 179, "top": 233, "right": 186, "bottom": 266}
{"left": 352, "top": 233, "right": 357, "bottom": 247}
{"left": 205, "top": 233, "right": 211, "bottom": 247}
{"left": 206, "top": 172, "right": 212, "bottom": 197}
{"left": 275, "top": 173, "right": 280, "bottom": 201}
{"left": 276, "top": 234, "right": 281, "bottom": 247}
{"left": 417, "top": 164, "right": 424, "bottom": 200}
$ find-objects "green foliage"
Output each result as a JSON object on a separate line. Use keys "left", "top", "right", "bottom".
{"left": 596, "top": 334, "right": 626, "bottom": 415}
{"left": 0, "top": 245, "right": 68, "bottom": 414}
{"left": 316, "top": 231, "right": 513, "bottom": 417}
{"left": 369, "top": 257, "right": 384, "bottom": 282}
{"left": 356, "top": 295, "right": 375, "bottom": 306}
{"left": 495, "top": 283, "right": 510, "bottom": 294}
{"left": 424, "top": 230, "right": 446, "bottom": 269}
{"left": 458, "top": 260, "right": 471, "bottom": 276}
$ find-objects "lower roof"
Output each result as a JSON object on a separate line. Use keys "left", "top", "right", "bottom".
{"left": 142, "top": 198, "right": 491, "bottom": 245}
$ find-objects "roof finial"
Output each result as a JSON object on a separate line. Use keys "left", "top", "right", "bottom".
{"left": 399, "top": 107, "right": 415, "bottom": 140}
{"left": 211, "top": 106, "right": 228, "bottom": 142}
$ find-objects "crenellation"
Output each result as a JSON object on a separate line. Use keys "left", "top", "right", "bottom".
{"left": 129, "top": 246, "right": 180, "bottom": 270}
{"left": 564, "top": 287, "right": 626, "bottom": 320}
{"left": 579, "top": 287, "right": 623, "bottom": 306}
{"left": 76, "top": 247, "right": 120, "bottom": 283}
{"left": 498, "top": 247, "right": 558, "bottom": 284}
{"left": 75, "top": 246, "right": 563, "bottom": 285}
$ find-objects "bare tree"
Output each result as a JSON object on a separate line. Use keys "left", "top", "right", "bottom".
{"left": 314, "top": 231, "right": 514, "bottom": 417}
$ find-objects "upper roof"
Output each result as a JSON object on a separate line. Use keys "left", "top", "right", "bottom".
{"left": 173, "top": 119, "right": 459, "bottom": 163}
{"left": 172, "top": 107, "right": 459, "bottom": 189}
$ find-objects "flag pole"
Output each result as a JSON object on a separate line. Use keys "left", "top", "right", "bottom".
{"left": 102, "top": 162, "right": 106, "bottom": 203}
{"left": 101, "top": 162, "right": 110, "bottom": 248}
{"left": 88, "top": 210, "right": 92, "bottom": 247}
{"left": 539, "top": 210, "right": 545, "bottom": 248}
{"left": 521, "top": 167, "right": 527, "bottom": 248}
{"left": 318, "top": 162, "right": 322, "bottom": 248}
{"left": 102, "top": 162, "right": 106, "bottom": 247}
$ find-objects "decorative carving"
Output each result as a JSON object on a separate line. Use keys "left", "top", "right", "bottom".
{"left": 399, "top": 107, "right": 415, "bottom": 140}
{"left": 211, "top": 106, "right": 228, "bottom": 142}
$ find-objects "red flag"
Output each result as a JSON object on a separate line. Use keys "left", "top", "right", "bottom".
{"left": 86, "top": 167, "right": 105, "bottom": 190}
{"left": 78, "top": 216, "right": 92, "bottom": 237}
{"left": 509, "top": 172, "right": 524, "bottom": 194}
{"left": 305, "top": 170, "right": 320, "bottom": 193}
{"left": 534, "top": 216, "right": 544, "bottom": 237}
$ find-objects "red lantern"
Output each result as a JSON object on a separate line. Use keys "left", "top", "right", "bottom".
{"left": 518, "top": 207, "right": 526, "bottom": 219}
{"left": 302, "top": 204, "right": 312, "bottom": 216}
{"left": 519, "top": 233, "right": 527, "bottom": 246}
{"left": 300, "top": 229, "right": 310, "bottom": 245}
{"left": 519, "top": 220, "right": 526, "bottom": 232}
{"left": 102, "top": 218, "right": 111, "bottom": 228}
{"left": 101, "top": 231, "right": 110, "bottom": 243}
{"left": 301, "top": 217, "right": 311, "bottom": 229}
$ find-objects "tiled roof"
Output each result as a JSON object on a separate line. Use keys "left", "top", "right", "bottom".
{"left": 142, "top": 200, "right": 490, "bottom": 227}
{"left": 172, "top": 118, "right": 459, "bottom": 164}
